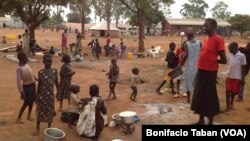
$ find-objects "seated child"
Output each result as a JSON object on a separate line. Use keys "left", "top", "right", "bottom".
{"left": 49, "top": 46, "right": 55, "bottom": 55}
{"left": 68, "top": 84, "right": 82, "bottom": 128}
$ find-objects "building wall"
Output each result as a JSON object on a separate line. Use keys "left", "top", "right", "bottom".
{"left": 162, "top": 19, "right": 230, "bottom": 36}
{"left": 90, "top": 30, "right": 120, "bottom": 38}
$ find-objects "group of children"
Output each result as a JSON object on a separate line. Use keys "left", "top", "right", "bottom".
{"left": 157, "top": 37, "right": 249, "bottom": 112}
{"left": 16, "top": 48, "right": 144, "bottom": 136}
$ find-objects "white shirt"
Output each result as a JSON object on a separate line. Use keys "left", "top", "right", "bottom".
{"left": 227, "top": 51, "right": 246, "bottom": 80}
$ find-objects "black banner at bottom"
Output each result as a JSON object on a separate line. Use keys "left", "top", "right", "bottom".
{"left": 142, "top": 125, "right": 250, "bottom": 140}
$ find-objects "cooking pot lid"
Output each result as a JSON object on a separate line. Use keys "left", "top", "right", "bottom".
{"left": 119, "top": 111, "right": 136, "bottom": 117}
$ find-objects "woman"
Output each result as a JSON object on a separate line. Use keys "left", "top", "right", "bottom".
{"left": 77, "top": 84, "right": 107, "bottom": 141}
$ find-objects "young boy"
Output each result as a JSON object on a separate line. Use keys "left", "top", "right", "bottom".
{"left": 226, "top": 42, "right": 246, "bottom": 111}
{"left": 33, "top": 53, "right": 59, "bottom": 136}
{"left": 16, "top": 52, "right": 36, "bottom": 123}
{"left": 68, "top": 84, "right": 81, "bottom": 128}
{"left": 130, "top": 67, "right": 141, "bottom": 101}
{"left": 106, "top": 58, "right": 119, "bottom": 100}
{"left": 156, "top": 42, "right": 178, "bottom": 95}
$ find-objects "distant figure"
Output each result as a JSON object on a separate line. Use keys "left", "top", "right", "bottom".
{"left": 68, "top": 84, "right": 82, "bottom": 128}
{"left": 33, "top": 53, "right": 59, "bottom": 136}
{"left": 106, "top": 58, "right": 119, "bottom": 100}
{"left": 225, "top": 42, "right": 246, "bottom": 111}
{"left": 23, "top": 29, "right": 29, "bottom": 54}
{"left": 191, "top": 18, "right": 227, "bottom": 125}
{"left": 88, "top": 39, "right": 95, "bottom": 57}
{"left": 57, "top": 54, "right": 75, "bottom": 111}
{"left": 49, "top": 46, "right": 55, "bottom": 55}
{"left": 16, "top": 35, "right": 23, "bottom": 53}
{"left": 16, "top": 52, "right": 36, "bottom": 124}
{"left": 130, "top": 67, "right": 141, "bottom": 102}
{"left": 95, "top": 38, "right": 100, "bottom": 60}
{"left": 120, "top": 41, "right": 126, "bottom": 58}
{"left": 74, "top": 33, "right": 82, "bottom": 57}
{"left": 61, "top": 29, "right": 68, "bottom": 54}
{"left": 105, "top": 33, "right": 111, "bottom": 56}
{"left": 2, "top": 36, "right": 6, "bottom": 44}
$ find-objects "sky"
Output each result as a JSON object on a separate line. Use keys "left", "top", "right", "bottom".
{"left": 170, "top": 0, "right": 250, "bottom": 18}
{"left": 62, "top": 0, "right": 250, "bottom": 22}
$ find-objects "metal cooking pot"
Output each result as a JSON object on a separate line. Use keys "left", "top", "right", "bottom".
{"left": 119, "top": 111, "right": 137, "bottom": 124}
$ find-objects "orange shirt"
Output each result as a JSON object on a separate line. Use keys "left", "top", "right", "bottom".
{"left": 198, "top": 34, "right": 225, "bottom": 71}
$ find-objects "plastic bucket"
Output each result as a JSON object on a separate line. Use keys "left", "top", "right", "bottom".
{"left": 44, "top": 128, "right": 65, "bottom": 141}
{"left": 127, "top": 52, "right": 133, "bottom": 59}
{"left": 5, "top": 34, "right": 16, "bottom": 40}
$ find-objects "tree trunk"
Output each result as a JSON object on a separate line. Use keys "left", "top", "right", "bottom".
{"left": 240, "top": 31, "right": 243, "bottom": 37}
{"left": 81, "top": 1, "right": 85, "bottom": 39}
{"left": 106, "top": 0, "right": 112, "bottom": 34}
{"left": 29, "top": 27, "right": 35, "bottom": 40}
{"left": 137, "top": 8, "right": 145, "bottom": 52}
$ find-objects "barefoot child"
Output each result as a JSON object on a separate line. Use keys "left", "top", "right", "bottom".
{"left": 16, "top": 52, "right": 36, "bottom": 123}
{"left": 57, "top": 54, "right": 75, "bottom": 111}
{"left": 106, "top": 58, "right": 119, "bottom": 100}
{"left": 68, "top": 84, "right": 81, "bottom": 128}
{"left": 34, "top": 53, "right": 59, "bottom": 135}
{"left": 226, "top": 42, "right": 246, "bottom": 111}
{"left": 130, "top": 67, "right": 141, "bottom": 101}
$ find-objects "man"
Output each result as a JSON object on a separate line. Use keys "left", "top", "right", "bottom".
{"left": 191, "top": 18, "right": 227, "bottom": 125}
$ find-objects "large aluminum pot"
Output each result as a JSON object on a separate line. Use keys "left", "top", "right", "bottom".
{"left": 44, "top": 128, "right": 65, "bottom": 141}
{"left": 119, "top": 111, "right": 137, "bottom": 124}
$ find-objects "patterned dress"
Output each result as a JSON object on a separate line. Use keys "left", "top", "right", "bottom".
{"left": 57, "top": 64, "right": 72, "bottom": 101}
{"left": 36, "top": 68, "right": 58, "bottom": 123}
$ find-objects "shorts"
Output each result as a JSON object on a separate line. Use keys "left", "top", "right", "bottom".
{"left": 109, "top": 82, "right": 117, "bottom": 89}
{"left": 164, "top": 68, "right": 173, "bottom": 81}
{"left": 226, "top": 78, "right": 240, "bottom": 94}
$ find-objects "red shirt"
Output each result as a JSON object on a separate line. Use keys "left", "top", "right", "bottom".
{"left": 176, "top": 47, "right": 184, "bottom": 65}
{"left": 198, "top": 34, "right": 225, "bottom": 71}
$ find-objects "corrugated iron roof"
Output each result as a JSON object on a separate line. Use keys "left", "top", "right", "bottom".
{"left": 0, "top": 17, "right": 10, "bottom": 22}
{"left": 166, "top": 18, "right": 231, "bottom": 26}
{"left": 89, "top": 21, "right": 120, "bottom": 31}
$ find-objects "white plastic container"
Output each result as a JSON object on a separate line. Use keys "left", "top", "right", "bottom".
{"left": 44, "top": 128, "right": 65, "bottom": 141}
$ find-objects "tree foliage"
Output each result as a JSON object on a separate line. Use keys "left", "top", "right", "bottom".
{"left": 180, "top": 0, "right": 209, "bottom": 18}
{"left": 0, "top": 0, "right": 69, "bottom": 39}
{"left": 211, "top": 1, "right": 231, "bottom": 20}
{"left": 119, "top": 0, "right": 174, "bottom": 52}
{"left": 228, "top": 14, "right": 250, "bottom": 37}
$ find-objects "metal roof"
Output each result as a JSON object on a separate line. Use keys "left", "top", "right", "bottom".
{"left": 166, "top": 18, "right": 231, "bottom": 26}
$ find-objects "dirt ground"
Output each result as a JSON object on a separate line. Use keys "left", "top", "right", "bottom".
{"left": 0, "top": 28, "right": 249, "bottom": 141}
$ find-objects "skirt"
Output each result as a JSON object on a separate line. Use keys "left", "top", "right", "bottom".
{"left": 191, "top": 69, "right": 220, "bottom": 117}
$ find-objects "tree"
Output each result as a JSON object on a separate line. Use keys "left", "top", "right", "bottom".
{"left": 0, "top": 0, "right": 68, "bottom": 39}
{"left": 228, "top": 14, "right": 250, "bottom": 37}
{"left": 211, "top": 1, "right": 231, "bottom": 20}
{"left": 91, "top": 0, "right": 106, "bottom": 22}
{"left": 112, "top": 1, "right": 129, "bottom": 27}
{"left": 68, "top": 0, "right": 91, "bottom": 38}
{"left": 180, "top": 0, "right": 209, "bottom": 18}
{"left": 119, "top": 0, "right": 174, "bottom": 52}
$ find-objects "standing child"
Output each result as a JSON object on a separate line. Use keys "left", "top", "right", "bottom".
{"left": 16, "top": 35, "right": 23, "bottom": 53}
{"left": 225, "top": 42, "right": 246, "bottom": 111}
{"left": 174, "top": 41, "right": 187, "bottom": 98}
{"left": 106, "top": 58, "right": 119, "bottom": 100}
{"left": 156, "top": 42, "right": 178, "bottom": 95}
{"left": 16, "top": 52, "right": 36, "bottom": 123}
{"left": 57, "top": 54, "right": 75, "bottom": 111}
{"left": 68, "top": 84, "right": 82, "bottom": 128}
{"left": 33, "top": 53, "right": 59, "bottom": 136}
{"left": 130, "top": 67, "right": 141, "bottom": 101}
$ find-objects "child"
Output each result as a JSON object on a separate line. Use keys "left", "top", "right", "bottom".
{"left": 120, "top": 42, "right": 126, "bottom": 58}
{"left": 33, "top": 53, "right": 59, "bottom": 136}
{"left": 175, "top": 41, "right": 187, "bottom": 98}
{"left": 156, "top": 42, "right": 178, "bottom": 95}
{"left": 106, "top": 58, "right": 119, "bottom": 100}
{"left": 150, "top": 46, "right": 156, "bottom": 58}
{"left": 49, "top": 46, "right": 55, "bottom": 55}
{"left": 130, "top": 67, "right": 141, "bottom": 101}
{"left": 57, "top": 54, "right": 75, "bottom": 111}
{"left": 68, "top": 84, "right": 81, "bottom": 128}
{"left": 16, "top": 52, "right": 36, "bottom": 123}
{"left": 225, "top": 42, "right": 246, "bottom": 111}
{"left": 16, "top": 35, "right": 23, "bottom": 53}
